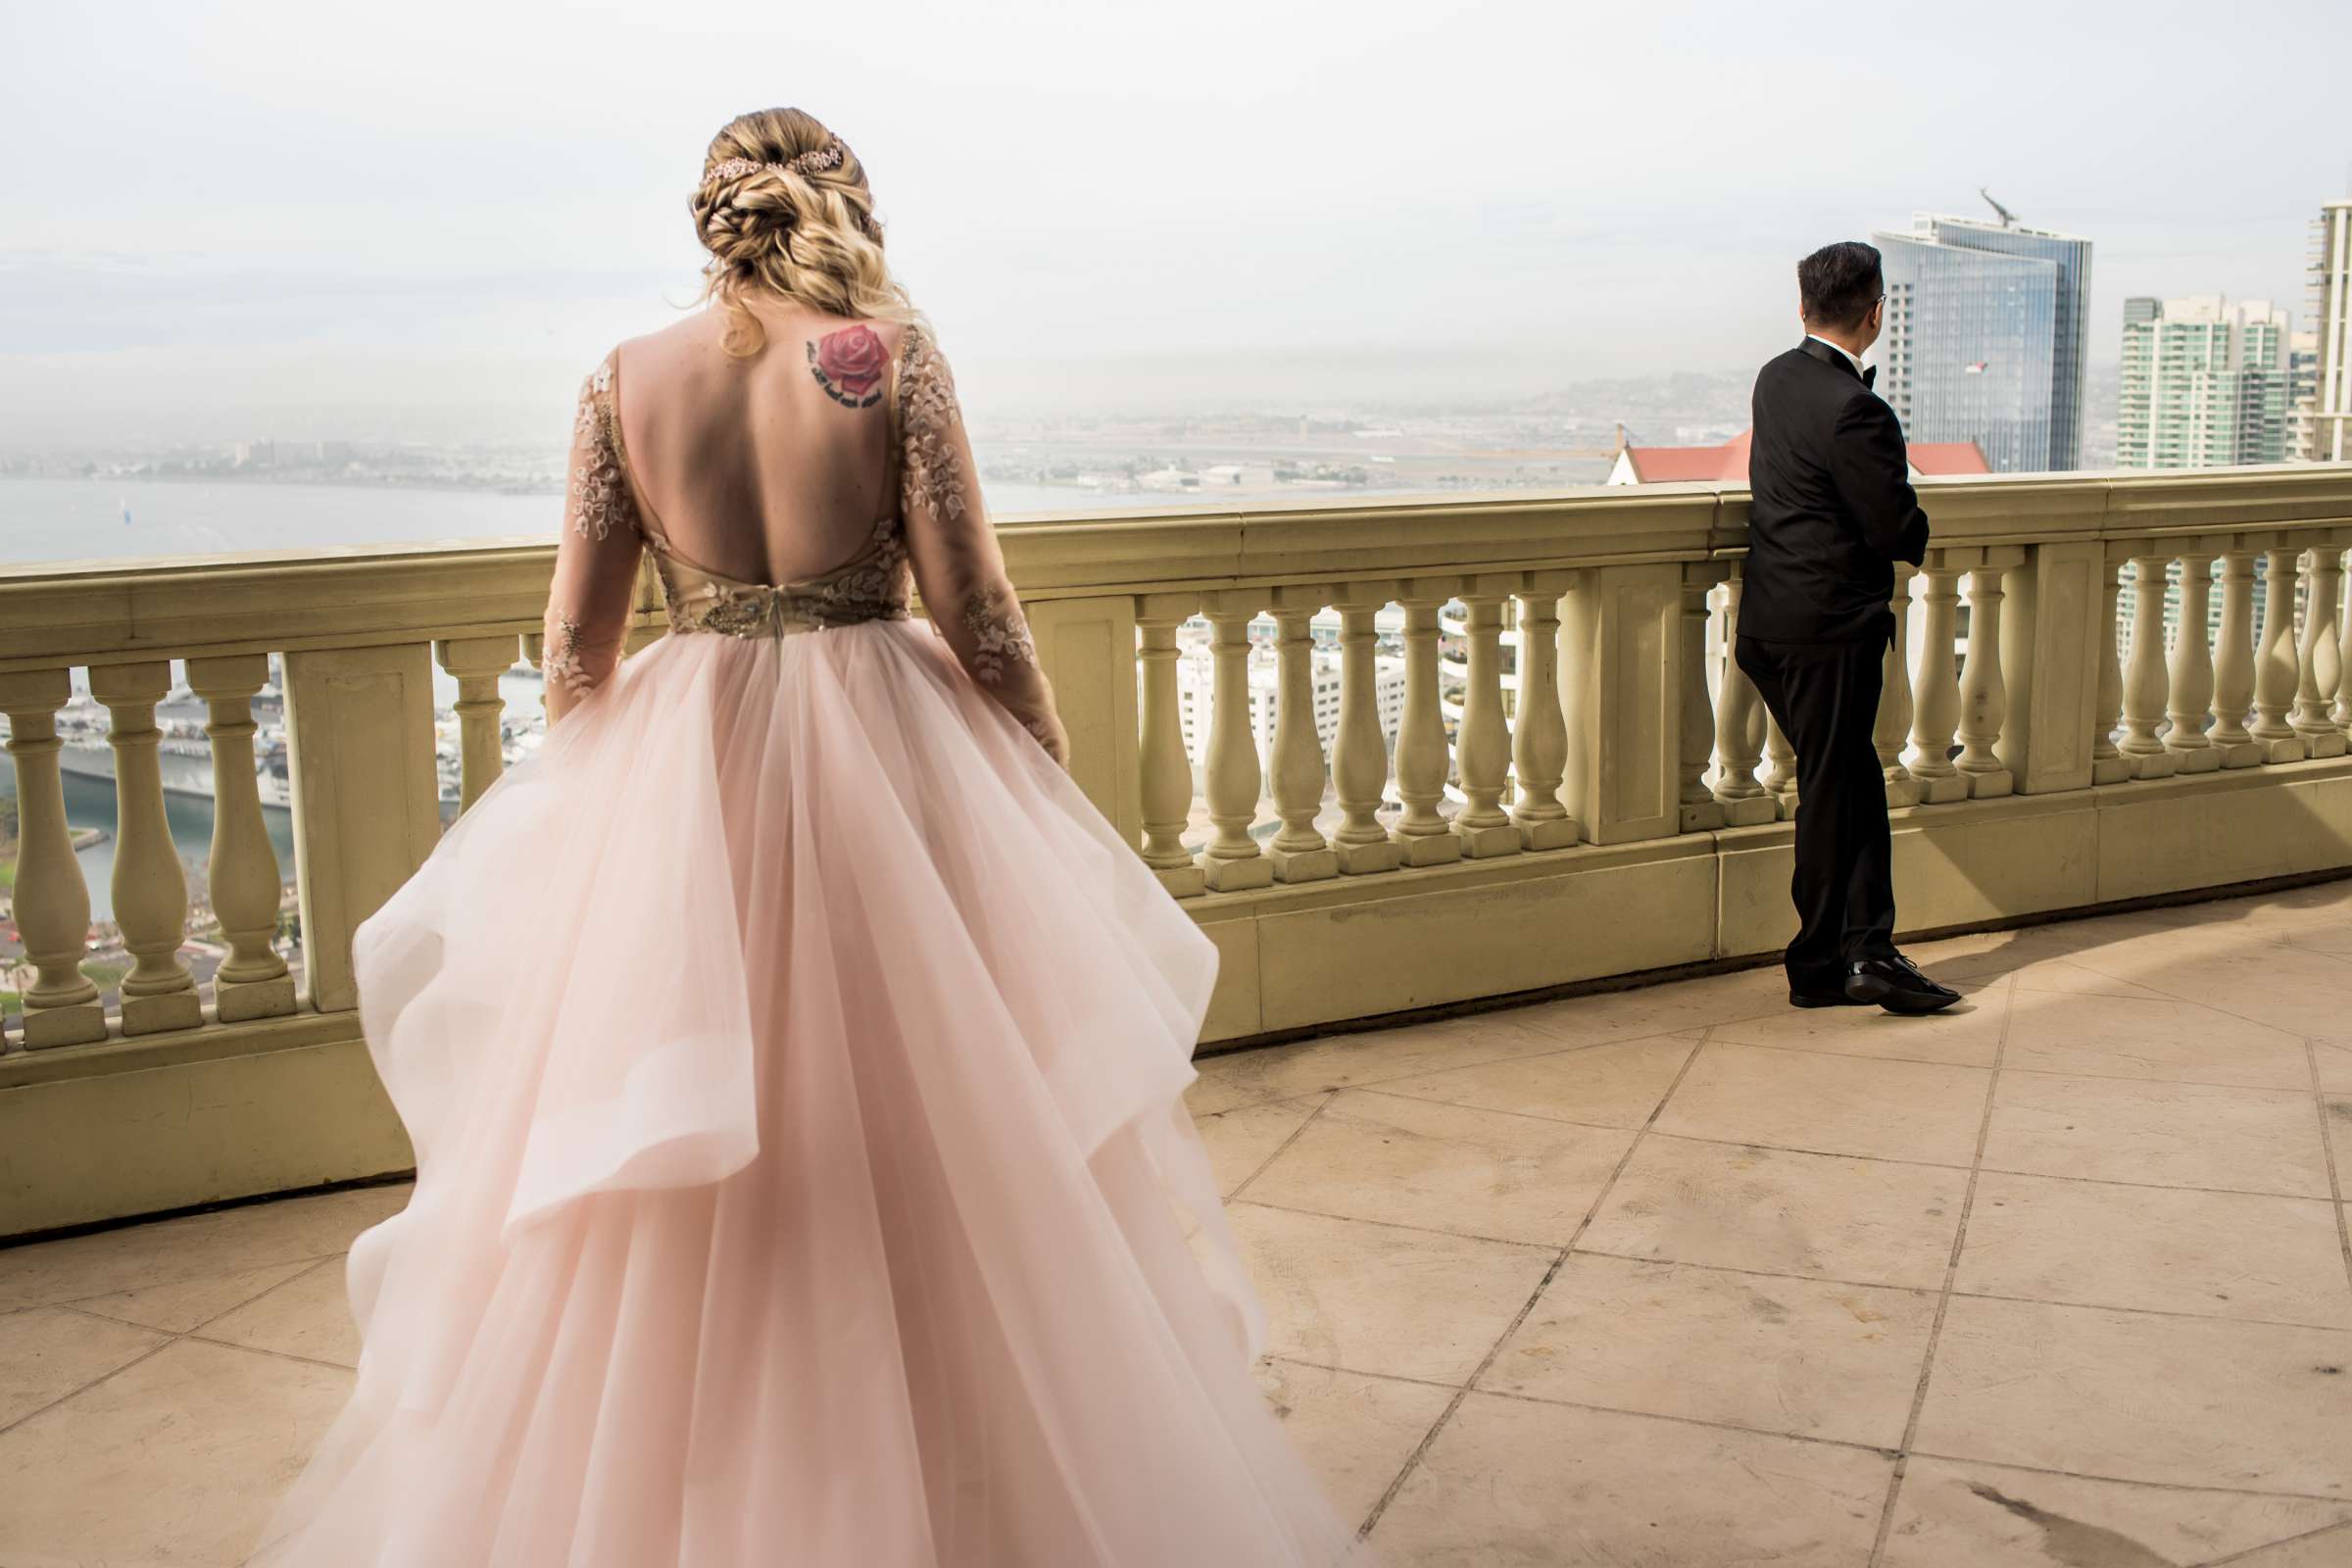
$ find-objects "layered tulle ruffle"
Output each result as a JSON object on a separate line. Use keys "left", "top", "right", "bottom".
{"left": 254, "top": 621, "right": 1360, "bottom": 1566}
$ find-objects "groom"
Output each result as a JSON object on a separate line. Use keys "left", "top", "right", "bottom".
{"left": 1737, "top": 241, "right": 1959, "bottom": 1014}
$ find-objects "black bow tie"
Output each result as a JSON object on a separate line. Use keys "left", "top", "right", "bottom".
{"left": 1862, "top": 365, "right": 1877, "bottom": 390}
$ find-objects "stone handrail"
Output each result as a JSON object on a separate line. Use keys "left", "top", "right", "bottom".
{"left": 4, "top": 463, "right": 2351, "bottom": 1233}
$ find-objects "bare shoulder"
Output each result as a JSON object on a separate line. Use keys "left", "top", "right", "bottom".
{"left": 611, "top": 315, "right": 726, "bottom": 377}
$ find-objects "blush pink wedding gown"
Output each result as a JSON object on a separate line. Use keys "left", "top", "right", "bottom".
{"left": 254, "top": 318, "right": 1364, "bottom": 1566}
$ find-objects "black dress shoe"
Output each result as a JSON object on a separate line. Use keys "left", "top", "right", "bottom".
{"left": 1788, "top": 986, "right": 1872, "bottom": 1008}
{"left": 1844, "top": 954, "right": 1961, "bottom": 1014}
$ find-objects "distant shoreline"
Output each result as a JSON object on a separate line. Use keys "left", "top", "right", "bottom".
{"left": 0, "top": 471, "right": 563, "bottom": 500}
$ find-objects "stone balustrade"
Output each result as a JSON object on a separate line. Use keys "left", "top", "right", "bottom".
{"left": 7, "top": 466, "right": 2352, "bottom": 1234}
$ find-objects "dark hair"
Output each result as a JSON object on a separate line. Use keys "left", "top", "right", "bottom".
{"left": 1797, "top": 242, "right": 1884, "bottom": 331}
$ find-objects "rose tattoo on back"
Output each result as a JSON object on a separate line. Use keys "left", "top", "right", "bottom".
{"left": 808, "top": 324, "right": 888, "bottom": 409}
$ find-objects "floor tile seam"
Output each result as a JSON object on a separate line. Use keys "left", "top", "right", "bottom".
{"left": 1945, "top": 1288, "right": 2352, "bottom": 1337}
{"left": 1225, "top": 1197, "right": 1561, "bottom": 1255}
{"left": 1356, "top": 1027, "right": 1711, "bottom": 1539}
{"left": 0, "top": 1334, "right": 179, "bottom": 1441}
{"left": 1563, "top": 1246, "right": 1947, "bottom": 1298}
{"left": 2, "top": 1247, "right": 350, "bottom": 1321}
{"left": 1439, "top": 1382, "right": 1905, "bottom": 1458}
{"left": 1563, "top": 1243, "right": 2352, "bottom": 1332}
{"left": 1458, "top": 1027, "right": 1715, "bottom": 1388}
{"left": 2197, "top": 1516, "right": 2352, "bottom": 1567}
{"left": 1870, "top": 971, "right": 2017, "bottom": 1568}
{"left": 48, "top": 1299, "right": 188, "bottom": 1338}
{"left": 1259, "top": 1353, "right": 1471, "bottom": 1396}
{"left": 1998, "top": 1060, "right": 2333, "bottom": 1094}
{"left": 1973, "top": 1163, "right": 2333, "bottom": 1204}
{"left": 1965, "top": 1167, "right": 2346, "bottom": 1211}
{"left": 1997, "top": 1064, "right": 2335, "bottom": 1102}
{"left": 1706, "top": 1034, "right": 2323, "bottom": 1096}
{"left": 1899, "top": 1449, "right": 2352, "bottom": 1507}
{"left": 2055, "top": 954, "right": 2352, "bottom": 1040}
{"left": 1222, "top": 1094, "right": 1338, "bottom": 1204}
{"left": 179, "top": 1254, "right": 347, "bottom": 1340}
{"left": 180, "top": 1331, "right": 355, "bottom": 1375}
{"left": 1200, "top": 1024, "right": 1717, "bottom": 1111}
{"left": 2306, "top": 1038, "right": 2352, "bottom": 1303}
{"left": 1642, "top": 1127, "right": 1975, "bottom": 1173}
{"left": 1696, "top": 1035, "right": 2005, "bottom": 1074}
{"left": 1338, "top": 1084, "right": 1657, "bottom": 1137}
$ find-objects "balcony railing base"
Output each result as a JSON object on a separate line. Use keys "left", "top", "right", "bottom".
{"left": 0, "top": 1008, "right": 411, "bottom": 1241}
{"left": 10, "top": 754, "right": 2352, "bottom": 1241}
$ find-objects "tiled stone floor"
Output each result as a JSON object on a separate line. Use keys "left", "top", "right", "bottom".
{"left": 6, "top": 884, "right": 2352, "bottom": 1566}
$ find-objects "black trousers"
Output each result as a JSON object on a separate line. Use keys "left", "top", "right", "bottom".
{"left": 1734, "top": 633, "right": 1899, "bottom": 991}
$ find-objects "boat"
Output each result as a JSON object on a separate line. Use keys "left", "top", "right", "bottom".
{"left": 56, "top": 705, "right": 295, "bottom": 814}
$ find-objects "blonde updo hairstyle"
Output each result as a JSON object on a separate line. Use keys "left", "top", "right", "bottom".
{"left": 690, "top": 108, "right": 918, "bottom": 357}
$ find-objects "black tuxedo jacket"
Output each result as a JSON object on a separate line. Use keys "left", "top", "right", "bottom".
{"left": 1740, "top": 338, "right": 1931, "bottom": 644}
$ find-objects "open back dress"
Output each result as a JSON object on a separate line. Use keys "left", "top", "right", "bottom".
{"left": 254, "top": 316, "right": 1363, "bottom": 1566}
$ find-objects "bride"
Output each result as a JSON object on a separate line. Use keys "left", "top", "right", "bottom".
{"left": 256, "top": 107, "right": 1363, "bottom": 1566}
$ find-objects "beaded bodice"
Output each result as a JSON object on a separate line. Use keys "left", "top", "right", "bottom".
{"left": 540, "top": 321, "right": 1067, "bottom": 762}
{"left": 648, "top": 517, "right": 910, "bottom": 639}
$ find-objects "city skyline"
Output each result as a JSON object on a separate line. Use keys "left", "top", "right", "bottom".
{"left": 2118, "top": 294, "right": 2292, "bottom": 469}
{"left": 4, "top": 0, "right": 2346, "bottom": 449}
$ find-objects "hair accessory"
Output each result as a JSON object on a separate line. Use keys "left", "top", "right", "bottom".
{"left": 707, "top": 136, "right": 847, "bottom": 186}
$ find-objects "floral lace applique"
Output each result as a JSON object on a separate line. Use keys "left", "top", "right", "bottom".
{"left": 961, "top": 585, "right": 1038, "bottom": 685}
{"left": 899, "top": 327, "right": 967, "bottom": 525}
{"left": 543, "top": 612, "right": 599, "bottom": 696}
{"left": 569, "top": 359, "right": 641, "bottom": 544}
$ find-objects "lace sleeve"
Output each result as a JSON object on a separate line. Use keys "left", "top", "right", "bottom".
{"left": 898, "top": 327, "right": 1068, "bottom": 764}
{"left": 542, "top": 355, "right": 647, "bottom": 723}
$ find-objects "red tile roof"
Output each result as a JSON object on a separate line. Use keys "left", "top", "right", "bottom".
{"left": 1904, "top": 441, "right": 1991, "bottom": 475}
{"left": 1621, "top": 429, "right": 1749, "bottom": 482}
{"left": 1619, "top": 431, "right": 1989, "bottom": 482}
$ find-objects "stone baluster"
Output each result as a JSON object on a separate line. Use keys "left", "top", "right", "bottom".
{"left": 433, "top": 636, "right": 518, "bottom": 812}
{"left": 2250, "top": 544, "right": 2305, "bottom": 761}
{"left": 1508, "top": 576, "right": 1577, "bottom": 849}
{"left": 1194, "top": 595, "right": 1272, "bottom": 892}
{"left": 1954, "top": 562, "right": 2015, "bottom": 797}
{"left": 1709, "top": 572, "right": 1776, "bottom": 826}
{"left": 2293, "top": 545, "right": 2348, "bottom": 758}
{"left": 2089, "top": 550, "right": 2133, "bottom": 783}
{"left": 2118, "top": 552, "right": 2180, "bottom": 779}
{"left": 1904, "top": 559, "right": 1968, "bottom": 802}
{"left": 0, "top": 670, "right": 106, "bottom": 1048}
{"left": 2335, "top": 551, "right": 2352, "bottom": 737}
{"left": 1676, "top": 569, "right": 1726, "bottom": 832}
{"left": 1452, "top": 581, "right": 1521, "bottom": 856}
{"left": 2209, "top": 550, "right": 2262, "bottom": 768}
{"left": 88, "top": 662, "right": 200, "bottom": 1034}
{"left": 185, "top": 655, "right": 296, "bottom": 1023}
{"left": 1763, "top": 711, "right": 1799, "bottom": 817}
{"left": 1391, "top": 587, "right": 1463, "bottom": 867}
{"left": 2164, "top": 552, "right": 2221, "bottom": 773}
{"left": 1878, "top": 565, "right": 1920, "bottom": 808}
{"left": 1265, "top": 591, "right": 1338, "bottom": 881}
{"left": 1134, "top": 595, "right": 1204, "bottom": 897}
{"left": 1330, "top": 587, "right": 1404, "bottom": 874}
{"left": 520, "top": 630, "right": 546, "bottom": 712}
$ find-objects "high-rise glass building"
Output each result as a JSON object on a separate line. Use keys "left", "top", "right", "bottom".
{"left": 1872, "top": 214, "right": 2093, "bottom": 473}
{"left": 2293, "top": 199, "right": 2352, "bottom": 463}
{"left": 2117, "top": 295, "right": 2291, "bottom": 468}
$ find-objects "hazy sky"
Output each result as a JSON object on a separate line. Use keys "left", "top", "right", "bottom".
{"left": 5, "top": 0, "right": 2347, "bottom": 445}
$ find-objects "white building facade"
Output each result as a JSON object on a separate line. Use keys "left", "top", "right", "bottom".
{"left": 2295, "top": 200, "right": 2352, "bottom": 463}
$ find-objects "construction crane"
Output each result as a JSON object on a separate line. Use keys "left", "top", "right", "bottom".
{"left": 1979, "top": 187, "right": 2019, "bottom": 228}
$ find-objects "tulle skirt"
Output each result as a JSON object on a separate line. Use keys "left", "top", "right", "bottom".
{"left": 254, "top": 619, "right": 1363, "bottom": 1566}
